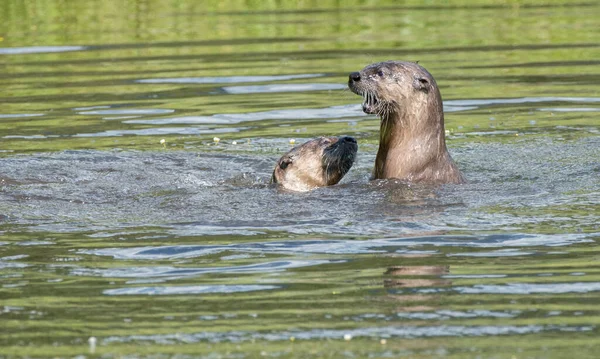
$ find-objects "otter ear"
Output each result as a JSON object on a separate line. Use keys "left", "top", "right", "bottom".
{"left": 272, "top": 156, "right": 293, "bottom": 184}
{"left": 413, "top": 77, "right": 430, "bottom": 93}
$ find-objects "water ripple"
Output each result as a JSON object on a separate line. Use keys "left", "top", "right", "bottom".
{"left": 447, "top": 249, "right": 534, "bottom": 257}
{"left": 77, "top": 109, "right": 175, "bottom": 116}
{"left": 123, "top": 104, "right": 362, "bottom": 125}
{"left": 0, "top": 113, "right": 45, "bottom": 119}
{"left": 445, "top": 97, "right": 600, "bottom": 107}
{"left": 136, "top": 74, "right": 324, "bottom": 84}
{"left": 395, "top": 309, "right": 520, "bottom": 320}
{"left": 81, "top": 233, "right": 593, "bottom": 259}
{"left": 73, "top": 126, "right": 246, "bottom": 137}
{"left": 104, "top": 284, "right": 279, "bottom": 296}
{"left": 72, "top": 259, "right": 339, "bottom": 278}
{"left": 119, "top": 97, "right": 600, "bottom": 128}
{"left": 0, "top": 46, "right": 87, "bottom": 55}
{"left": 539, "top": 107, "right": 600, "bottom": 112}
{"left": 453, "top": 282, "right": 600, "bottom": 295}
{"left": 222, "top": 83, "right": 345, "bottom": 94}
{"left": 103, "top": 324, "right": 593, "bottom": 344}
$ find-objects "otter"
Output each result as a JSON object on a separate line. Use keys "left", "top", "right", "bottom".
{"left": 271, "top": 136, "right": 358, "bottom": 192}
{"left": 348, "top": 61, "right": 465, "bottom": 184}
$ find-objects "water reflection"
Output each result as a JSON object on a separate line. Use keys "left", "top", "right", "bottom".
{"left": 383, "top": 265, "right": 450, "bottom": 313}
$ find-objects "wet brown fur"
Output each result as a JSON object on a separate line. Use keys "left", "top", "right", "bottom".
{"left": 348, "top": 61, "right": 465, "bottom": 184}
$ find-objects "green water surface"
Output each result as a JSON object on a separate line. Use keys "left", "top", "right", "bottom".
{"left": 1, "top": 1, "right": 599, "bottom": 358}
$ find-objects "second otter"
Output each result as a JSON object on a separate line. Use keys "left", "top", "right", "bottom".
{"left": 272, "top": 136, "right": 357, "bottom": 192}
{"left": 348, "top": 61, "right": 465, "bottom": 184}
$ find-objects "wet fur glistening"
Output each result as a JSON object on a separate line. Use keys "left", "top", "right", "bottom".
{"left": 348, "top": 60, "right": 465, "bottom": 184}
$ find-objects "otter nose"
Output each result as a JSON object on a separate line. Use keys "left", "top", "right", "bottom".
{"left": 341, "top": 136, "right": 357, "bottom": 144}
{"left": 349, "top": 72, "right": 361, "bottom": 82}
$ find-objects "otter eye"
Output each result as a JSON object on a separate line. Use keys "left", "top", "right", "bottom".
{"left": 377, "top": 70, "right": 385, "bottom": 77}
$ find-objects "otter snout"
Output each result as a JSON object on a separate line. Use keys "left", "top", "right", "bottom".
{"left": 341, "top": 136, "right": 357, "bottom": 144}
{"left": 349, "top": 72, "right": 361, "bottom": 82}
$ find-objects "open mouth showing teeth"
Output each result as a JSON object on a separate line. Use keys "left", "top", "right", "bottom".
{"left": 362, "top": 93, "right": 378, "bottom": 114}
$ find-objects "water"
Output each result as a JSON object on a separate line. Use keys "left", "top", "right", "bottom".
{"left": 1, "top": 1, "right": 599, "bottom": 358}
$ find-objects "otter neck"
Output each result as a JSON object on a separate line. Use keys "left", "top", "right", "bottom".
{"left": 374, "top": 103, "right": 448, "bottom": 180}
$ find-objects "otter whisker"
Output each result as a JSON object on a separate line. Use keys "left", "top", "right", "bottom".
{"left": 323, "top": 153, "right": 332, "bottom": 184}
{"left": 325, "top": 158, "right": 331, "bottom": 184}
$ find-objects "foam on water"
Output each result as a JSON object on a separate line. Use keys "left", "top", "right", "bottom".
{"left": 0, "top": 134, "right": 597, "bottom": 239}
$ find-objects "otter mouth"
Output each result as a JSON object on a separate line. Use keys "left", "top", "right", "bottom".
{"left": 348, "top": 82, "right": 379, "bottom": 115}
{"left": 361, "top": 92, "right": 379, "bottom": 115}
{"left": 348, "top": 73, "right": 379, "bottom": 115}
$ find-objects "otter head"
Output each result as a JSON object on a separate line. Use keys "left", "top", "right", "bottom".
{"left": 271, "top": 136, "right": 358, "bottom": 192}
{"left": 347, "top": 61, "right": 441, "bottom": 124}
